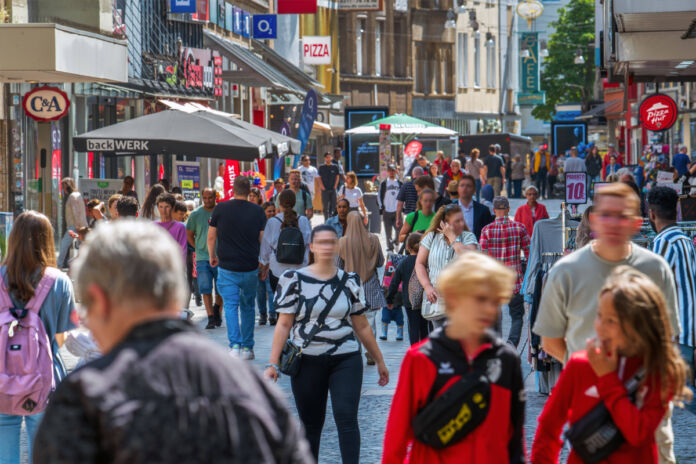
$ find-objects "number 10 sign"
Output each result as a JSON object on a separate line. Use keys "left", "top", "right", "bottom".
{"left": 565, "top": 172, "right": 588, "bottom": 204}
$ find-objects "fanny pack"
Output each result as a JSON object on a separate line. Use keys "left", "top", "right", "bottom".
{"left": 565, "top": 366, "right": 646, "bottom": 463}
{"left": 411, "top": 338, "right": 491, "bottom": 449}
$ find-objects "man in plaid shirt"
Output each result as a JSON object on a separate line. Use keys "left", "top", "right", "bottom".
{"left": 480, "top": 196, "right": 530, "bottom": 347}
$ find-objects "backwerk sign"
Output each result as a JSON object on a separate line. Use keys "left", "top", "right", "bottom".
{"left": 86, "top": 139, "right": 150, "bottom": 152}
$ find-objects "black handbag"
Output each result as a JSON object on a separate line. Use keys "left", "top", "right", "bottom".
{"left": 279, "top": 273, "right": 349, "bottom": 377}
{"left": 565, "top": 367, "right": 646, "bottom": 463}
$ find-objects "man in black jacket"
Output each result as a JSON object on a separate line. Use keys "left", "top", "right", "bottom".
{"left": 455, "top": 174, "right": 494, "bottom": 240}
{"left": 33, "top": 220, "right": 313, "bottom": 464}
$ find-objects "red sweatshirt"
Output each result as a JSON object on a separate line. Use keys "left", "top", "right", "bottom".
{"left": 382, "top": 330, "right": 526, "bottom": 464}
{"left": 532, "top": 351, "right": 668, "bottom": 464}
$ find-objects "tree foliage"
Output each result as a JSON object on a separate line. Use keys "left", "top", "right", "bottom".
{"left": 531, "top": 0, "right": 595, "bottom": 122}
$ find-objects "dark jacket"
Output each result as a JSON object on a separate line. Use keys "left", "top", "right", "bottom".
{"left": 33, "top": 319, "right": 313, "bottom": 464}
{"left": 465, "top": 200, "right": 494, "bottom": 240}
{"left": 386, "top": 254, "right": 417, "bottom": 310}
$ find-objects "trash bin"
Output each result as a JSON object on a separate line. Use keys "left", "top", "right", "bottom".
{"left": 363, "top": 193, "right": 381, "bottom": 234}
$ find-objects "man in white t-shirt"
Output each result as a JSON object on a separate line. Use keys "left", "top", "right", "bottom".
{"left": 379, "top": 165, "right": 402, "bottom": 252}
{"left": 298, "top": 155, "right": 319, "bottom": 197}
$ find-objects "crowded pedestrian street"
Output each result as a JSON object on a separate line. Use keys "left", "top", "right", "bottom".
{"left": 3, "top": 0, "right": 696, "bottom": 463}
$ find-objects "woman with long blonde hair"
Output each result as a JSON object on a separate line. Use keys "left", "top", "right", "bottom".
{"left": 0, "top": 211, "right": 77, "bottom": 464}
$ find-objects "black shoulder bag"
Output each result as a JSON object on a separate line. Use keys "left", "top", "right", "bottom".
{"left": 565, "top": 367, "right": 646, "bottom": 463}
{"left": 279, "top": 273, "right": 349, "bottom": 377}
{"left": 411, "top": 339, "right": 491, "bottom": 449}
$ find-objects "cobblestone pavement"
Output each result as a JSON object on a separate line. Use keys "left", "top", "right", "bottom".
{"left": 30, "top": 204, "right": 694, "bottom": 464}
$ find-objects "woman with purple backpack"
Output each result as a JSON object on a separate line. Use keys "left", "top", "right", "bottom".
{"left": 0, "top": 211, "right": 77, "bottom": 464}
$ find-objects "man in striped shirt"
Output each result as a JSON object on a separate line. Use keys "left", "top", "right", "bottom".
{"left": 480, "top": 196, "right": 530, "bottom": 347}
{"left": 648, "top": 187, "right": 696, "bottom": 412}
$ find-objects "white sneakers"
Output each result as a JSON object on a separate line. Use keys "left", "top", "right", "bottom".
{"left": 228, "top": 345, "right": 255, "bottom": 361}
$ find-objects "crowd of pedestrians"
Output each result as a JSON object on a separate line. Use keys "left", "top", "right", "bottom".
{"left": 2, "top": 141, "right": 696, "bottom": 464}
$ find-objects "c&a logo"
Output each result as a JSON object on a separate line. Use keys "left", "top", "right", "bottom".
{"left": 23, "top": 86, "right": 71, "bottom": 122}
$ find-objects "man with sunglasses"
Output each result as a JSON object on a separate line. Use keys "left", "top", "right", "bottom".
{"left": 533, "top": 182, "right": 680, "bottom": 464}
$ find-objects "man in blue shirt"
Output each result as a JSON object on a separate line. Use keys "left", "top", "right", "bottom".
{"left": 672, "top": 146, "right": 692, "bottom": 177}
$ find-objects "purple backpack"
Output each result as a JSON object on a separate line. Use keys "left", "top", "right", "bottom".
{"left": 0, "top": 268, "right": 59, "bottom": 415}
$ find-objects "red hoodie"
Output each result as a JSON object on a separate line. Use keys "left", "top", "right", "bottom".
{"left": 532, "top": 351, "right": 668, "bottom": 464}
{"left": 382, "top": 330, "right": 526, "bottom": 464}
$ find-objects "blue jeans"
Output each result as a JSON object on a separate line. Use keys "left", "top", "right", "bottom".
{"left": 475, "top": 178, "right": 482, "bottom": 201}
{"left": 679, "top": 344, "right": 696, "bottom": 415}
{"left": 56, "top": 227, "right": 76, "bottom": 269}
{"left": 512, "top": 179, "right": 523, "bottom": 198}
{"left": 217, "top": 268, "right": 258, "bottom": 349}
{"left": 196, "top": 260, "right": 218, "bottom": 295}
{"left": 381, "top": 306, "right": 404, "bottom": 326}
{"left": 256, "top": 277, "right": 275, "bottom": 317}
{"left": 0, "top": 413, "right": 43, "bottom": 464}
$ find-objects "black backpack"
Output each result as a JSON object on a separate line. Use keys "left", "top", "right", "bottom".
{"left": 274, "top": 217, "right": 305, "bottom": 265}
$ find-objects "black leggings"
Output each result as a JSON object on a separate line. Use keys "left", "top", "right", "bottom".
{"left": 291, "top": 351, "right": 363, "bottom": 464}
{"left": 406, "top": 308, "right": 429, "bottom": 345}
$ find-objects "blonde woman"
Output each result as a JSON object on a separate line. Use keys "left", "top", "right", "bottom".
{"left": 339, "top": 171, "right": 368, "bottom": 226}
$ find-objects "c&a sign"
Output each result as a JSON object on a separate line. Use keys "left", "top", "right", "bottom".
{"left": 23, "top": 87, "right": 70, "bottom": 122}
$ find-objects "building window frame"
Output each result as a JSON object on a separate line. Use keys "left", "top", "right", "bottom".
{"left": 486, "top": 34, "right": 496, "bottom": 89}
{"left": 473, "top": 30, "right": 481, "bottom": 88}
{"left": 356, "top": 18, "right": 365, "bottom": 76}
{"left": 375, "top": 20, "right": 384, "bottom": 77}
{"left": 457, "top": 32, "right": 468, "bottom": 89}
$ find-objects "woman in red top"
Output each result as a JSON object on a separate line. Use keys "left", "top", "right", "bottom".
{"left": 532, "top": 267, "right": 692, "bottom": 464}
{"left": 513, "top": 185, "right": 549, "bottom": 236}
{"left": 433, "top": 150, "right": 450, "bottom": 175}
{"left": 382, "top": 252, "right": 526, "bottom": 464}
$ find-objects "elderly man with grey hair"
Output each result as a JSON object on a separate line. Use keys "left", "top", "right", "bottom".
{"left": 32, "top": 220, "right": 313, "bottom": 464}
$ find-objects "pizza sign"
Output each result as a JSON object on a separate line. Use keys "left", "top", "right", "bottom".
{"left": 639, "top": 94, "right": 678, "bottom": 132}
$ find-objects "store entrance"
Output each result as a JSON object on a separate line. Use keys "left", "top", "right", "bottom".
{"left": 25, "top": 122, "right": 63, "bottom": 239}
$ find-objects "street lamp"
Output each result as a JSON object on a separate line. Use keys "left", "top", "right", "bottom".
{"left": 520, "top": 43, "right": 530, "bottom": 58}
{"left": 574, "top": 48, "right": 585, "bottom": 65}
{"left": 540, "top": 40, "right": 549, "bottom": 58}
{"left": 445, "top": 9, "right": 457, "bottom": 29}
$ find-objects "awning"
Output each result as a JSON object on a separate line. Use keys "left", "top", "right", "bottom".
{"left": 0, "top": 23, "right": 127, "bottom": 83}
{"left": 312, "top": 121, "right": 333, "bottom": 136}
{"left": 159, "top": 99, "right": 241, "bottom": 119}
{"left": 122, "top": 78, "right": 214, "bottom": 101}
{"left": 203, "top": 30, "right": 306, "bottom": 95}
{"left": 577, "top": 100, "right": 624, "bottom": 120}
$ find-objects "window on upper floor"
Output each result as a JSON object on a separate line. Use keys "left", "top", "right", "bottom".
{"left": 486, "top": 34, "right": 496, "bottom": 89}
{"left": 474, "top": 30, "right": 481, "bottom": 88}
{"left": 457, "top": 32, "right": 468, "bottom": 88}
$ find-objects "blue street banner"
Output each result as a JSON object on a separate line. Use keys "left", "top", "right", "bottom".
{"left": 233, "top": 7, "right": 243, "bottom": 35}
{"left": 170, "top": 0, "right": 196, "bottom": 13}
{"left": 295, "top": 89, "right": 318, "bottom": 167}
{"left": 253, "top": 14, "right": 277, "bottom": 39}
{"left": 242, "top": 11, "right": 251, "bottom": 38}
{"left": 274, "top": 121, "right": 292, "bottom": 179}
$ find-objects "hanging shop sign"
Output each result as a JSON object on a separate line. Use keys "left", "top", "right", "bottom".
{"left": 403, "top": 140, "right": 423, "bottom": 157}
{"left": 253, "top": 14, "right": 277, "bottom": 39}
{"left": 278, "top": 0, "right": 317, "bottom": 14}
{"left": 170, "top": 0, "right": 196, "bottom": 13}
{"left": 520, "top": 32, "right": 539, "bottom": 93}
{"left": 639, "top": 94, "right": 678, "bottom": 132}
{"left": 302, "top": 36, "right": 332, "bottom": 65}
{"left": 23, "top": 86, "right": 70, "bottom": 122}
{"left": 179, "top": 47, "right": 214, "bottom": 89}
{"left": 337, "top": 0, "right": 382, "bottom": 10}
{"left": 233, "top": 7, "right": 243, "bottom": 35}
{"left": 242, "top": 11, "right": 251, "bottom": 38}
{"left": 192, "top": 0, "right": 208, "bottom": 21}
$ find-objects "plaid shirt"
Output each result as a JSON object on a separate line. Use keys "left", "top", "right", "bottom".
{"left": 479, "top": 217, "right": 530, "bottom": 293}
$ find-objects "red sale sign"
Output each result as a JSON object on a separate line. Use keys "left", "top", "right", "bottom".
{"left": 639, "top": 94, "right": 678, "bottom": 132}
{"left": 404, "top": 141, "right": 423, "bottom": 157}
{"left": 565, "top": 172, "right": 587, "bottom": 205}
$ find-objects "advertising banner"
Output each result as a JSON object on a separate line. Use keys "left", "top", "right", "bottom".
{"left": 170, "top": 0, "right": 196, "bottom": 13}
{"left": 338, "top": 0, "right": 382, "bottom": 9}
{"left": 278, "top": 0, "right": 317, "bottom": 14}
{"left": 175, "top": 162, "right": 201, "bottom": 201}
{"left": 253, "top": 14, "right": 277, "bottom": 39}
{"left": 296, "top": 89, "right": 319, "bottom": 163}
{"left": 223, "top": 160, "right": 240, "bottom": 200}
{"left": 80, "top": 179, "right": 123, "bottom": 203}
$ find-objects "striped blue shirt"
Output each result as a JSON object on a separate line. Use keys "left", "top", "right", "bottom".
{"left": 653, "top": 225, "right": 696, "bottom": 347}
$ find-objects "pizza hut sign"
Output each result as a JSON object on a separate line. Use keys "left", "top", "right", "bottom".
{"left": 23, "top": 86, "right": 70, "bottom": 122}
{"left": 639, "top": 94, "right": 678, "bottom": 132}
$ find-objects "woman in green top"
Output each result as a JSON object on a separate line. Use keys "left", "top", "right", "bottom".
{"left": 398, "top": 188, "right": 436, "bottom": 243}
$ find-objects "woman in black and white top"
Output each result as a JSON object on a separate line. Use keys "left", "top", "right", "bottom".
{"left": 265, "top": 225, "right": 388, "bottom": 464}
{"left": 338, "top": 171, "right": 368, "bottom": 226}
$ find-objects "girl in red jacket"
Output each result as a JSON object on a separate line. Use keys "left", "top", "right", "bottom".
{"left": 532, "top": 266, "right": 692, "bottom": 464}
{"left": 382, "top": 251, "right": 526, "bottom": 464}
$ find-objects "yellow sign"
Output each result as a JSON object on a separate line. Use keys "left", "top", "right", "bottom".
{"left": 181, "top": 180, "right": 194, "bottom": 189}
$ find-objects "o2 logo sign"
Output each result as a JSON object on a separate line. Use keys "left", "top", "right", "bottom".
{"left": 23, "top": 87, "right": 70, "bottom": 122}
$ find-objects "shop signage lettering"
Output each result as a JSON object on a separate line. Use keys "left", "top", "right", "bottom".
{"left": 86, "top": 139, "right": 150, "bottom": 151}
{"left": 520, "top": 32, "right": 539, "bottom": 95}
{"left": 23, "top": 87, "right": 70, "bottom": 122}
{"left": 639, "top": 94, "right": 678, "bottom": 132}
{"left": 302, "top": 36, "right": 331, "bottom": 65}
{"left": 337, "top": 0, "right": 381, "bottom": 10}
{"left": 565, "top": 172, "right": 588, "bottom": 205}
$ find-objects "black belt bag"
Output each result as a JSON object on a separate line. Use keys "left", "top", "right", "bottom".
{"left": 412, "top": 372, "right": 491, "bottom": 449}
{"left": 279, "top": 273, "right": 349, "bottom": 377}
{"left": 565, "top": 367, "right": 646, "bottom": 463}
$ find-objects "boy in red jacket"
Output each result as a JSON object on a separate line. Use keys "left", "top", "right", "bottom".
{"left": 382, "top": 252, "right": 526, "bottom": 463}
